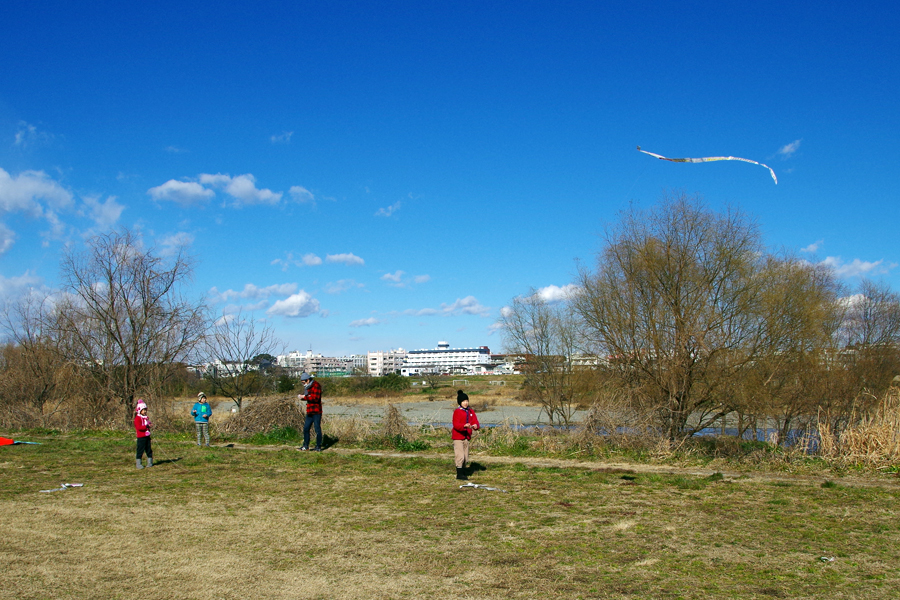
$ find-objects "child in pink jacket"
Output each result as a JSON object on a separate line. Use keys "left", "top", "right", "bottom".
{"left": 134, "top": 400, "right": 153, "bottom": 469}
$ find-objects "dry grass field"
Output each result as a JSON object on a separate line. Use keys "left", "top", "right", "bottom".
{"left": 2, "top": 432, "right": 900, "bottom": 600}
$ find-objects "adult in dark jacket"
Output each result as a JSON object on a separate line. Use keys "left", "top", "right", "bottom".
{"left": 451, "top": 390, "right": 480, "bottom": 480}
{"left": 298, "top": 372, "right": 323, "bottom": 451}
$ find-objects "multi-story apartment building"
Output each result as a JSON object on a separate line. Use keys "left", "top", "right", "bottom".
{"left": 276, "top": 350, "right": 367, "bottom": 376}
{"left": 400, "top": 341, "right": 492, "bottom": 375}
{"left": 367, "top": 348, "right": 408, "bottom": 376}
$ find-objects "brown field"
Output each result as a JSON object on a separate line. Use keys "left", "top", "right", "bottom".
{"left": 2, "top": 431, "right": 899, "bottom": 600}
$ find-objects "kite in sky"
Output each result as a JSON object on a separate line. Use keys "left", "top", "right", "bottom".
{"left": 637, "top": 146, "right": 778, "bottom": 184}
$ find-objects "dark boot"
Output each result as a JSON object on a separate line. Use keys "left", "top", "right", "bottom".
{"left": 456, "top": 467, "right": 467, "bottom": 480}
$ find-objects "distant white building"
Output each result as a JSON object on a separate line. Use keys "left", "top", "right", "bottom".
{"left": 401, "top": 341, "right": 492, "bottom": 375}
{"left": 367, "top": 348, "right": 408, "bottom": 376}
{"left": 277, "top": 350, "right": 306, "bottom": 369}
{"left": 277, "top": 350, "right": 367, "bottom": 377}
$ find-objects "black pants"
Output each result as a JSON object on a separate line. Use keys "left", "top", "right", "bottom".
{"left": 136, "top": 437, "right": 153, "bottom": 459}
{"left": 303, "top": 413, "right": 322, "bottom": 448}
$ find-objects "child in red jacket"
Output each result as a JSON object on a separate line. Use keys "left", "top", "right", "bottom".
{"left": 451, "top": 390, "right": 480, "bottom": 480}
{"left": 134, "top": 400, "right": 153, "bottom": 469}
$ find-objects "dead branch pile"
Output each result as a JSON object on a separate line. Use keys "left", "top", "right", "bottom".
{"left": 380, "top": 403, "right": 414, "bottom": 439}
{"left": 219, "top": 396, "right": 305, "bottom": 435}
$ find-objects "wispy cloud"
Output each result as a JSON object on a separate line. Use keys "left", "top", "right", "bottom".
{"left": 271, "top": 252, "right": 323, "bottom": 271}
{"left": 289, "top": 185, "right": 314, "bottom": 204}
{"left": 266, "top": 291, "right": 320, "bottom": 318}
{"left": 81, "top": 195, "right": 125, "bottom": 229}
{"left": 326, "top": 253, "right": 364, "bottom": 266}
{"left": 375, "top": 201, "right": 401, "bottom": 217}
{"left": 165, "top": 145, "right": 188, "bottom": 154}
{"left": 349, "top": 317, "right": 382, "bottom": 327}
{"left": 778, "top": 139, "right": 802, "bottom": 158}
{"left": 158, "top": 232, "right": 195, "bottom": 257}
{"left": 0, "top": 271, "right": 46, "bottom": 301}
{"left": 382, "top": 270, "right": 404, "bottom": 284}
{"left": 325, "top": 279, "right": 364, "bottom": 294}
{"left": 14, "top": 121, "right": 54, "bottom": 148}
{"left": 381, "top": 270, "right": 429, "bottom": 288}
{"left": 800, "top": 239, "right": 824, "bottom": 254}
{"left": 404, "top": 295, "right": 490, "bottom": 317}
{"left": 820, "top": 256, "right": 896, "bottom": 278}
{"left": 270, "top": 131, "right": 294, "bottom": 144}
{"left": 0, "top": 222, "right": 16, "bottom": 256}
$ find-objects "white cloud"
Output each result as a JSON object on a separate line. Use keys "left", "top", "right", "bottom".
{"left": 0, "top": 168, "right": 73, "bottom": 215}
{"left": 414, "top": 275, "right": 431, "bottom": 284}
{"left": 147, "top": 179, "right": 214, "bottom": 206}
{"left": 821, "top": 256, "right": 896, "bottom": 278}
{"left": 82, "top": 195, "right": 125, "bottom": 229}
{"left": 778, "top": 139, "right": 802, "bottom": 157}
{"left": 443, "top": 296, "right": 490, "bottom": 316}
{"left": 270, "top": 131, "right": 294, "bottom": 144}
{"left": 349, "top": 317, "right": 382, "bottom": 327}
{"left": 375, "top": 201, "right": 401, "bottom": 217}
{"left": 267, "top": 291, "right": 320, "bottom": 318}
{"left": 535, "top": 284, "right": 579, "bottom": 303}
{"left": 209, "top": 282, "right": 299, "bottom": 303}
{"left": 165, "top": 146, "right": 188, "bottom": 154}
{"left": 326, "top": 253, "right": 364, "bottom": 266}
{"left": 200, "top": 173, "right": 282, "bottom": 206}
{"left": 0, "top": 271, "right": 45, "bottom": 302}
{"left": 800, "top": 239, "right": 823, "bottom": 254}
{"left": 289, "top": 185, "right": 314, "bottom": 204}
{"left": 382, "top": 270, "right": 405, "bottom": 283}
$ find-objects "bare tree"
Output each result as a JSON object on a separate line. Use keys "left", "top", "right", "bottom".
{"left": 572, "top": 193, "right": 786, "bottom": 440}
{"left": 733, "top": 259, "right": 843, "bottom": 441}
{"left": 199, "top": 309, "right": 283, "bottom": 411}
{"left": 0, "top": 293, "right": 71, "bottom": 426}
{"left": 500, "top": 289, "right": 589, "bottom": 426}
{"left": 51, "top": 228, "right": 206, "bottom": 422}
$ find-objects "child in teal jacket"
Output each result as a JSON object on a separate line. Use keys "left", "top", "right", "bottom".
{"left": 192, "top": 393, "right": 212, "bottom": 446}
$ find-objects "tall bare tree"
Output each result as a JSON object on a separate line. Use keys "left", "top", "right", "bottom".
{"left": 199, "top": 309, "right": 283, "bottom": 411}
{"left": 52, "top": 228, "right": 206, "bottom": 421}
{"left": 572, "top": 194, "right": 787, "bottom": 440}
{"left": 501, "top": 289, "right": 589, "bottom": 425}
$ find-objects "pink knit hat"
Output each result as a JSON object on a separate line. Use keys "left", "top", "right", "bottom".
{"left": 135, "top": 400, "right": 147, "bottom": 413}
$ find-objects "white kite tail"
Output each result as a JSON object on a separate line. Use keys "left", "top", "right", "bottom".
{"left": 637, "top": 146, "right": 777, "bottom": 184}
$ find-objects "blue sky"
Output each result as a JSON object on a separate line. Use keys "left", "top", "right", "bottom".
{"left": 1, "top": 2, "right": 898, "bottom": 357}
